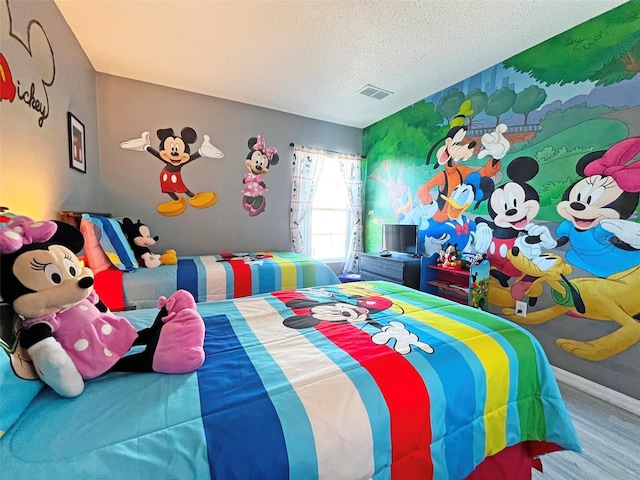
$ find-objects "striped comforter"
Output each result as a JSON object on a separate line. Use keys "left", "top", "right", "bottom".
{"left": 97, "top": 251, "right": 340, "bottom": 309}
{"left": 2, "top": 281, "right": 580, "bottom": 479}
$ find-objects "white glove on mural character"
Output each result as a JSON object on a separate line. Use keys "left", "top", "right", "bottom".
{"left": 478, "top": 124, "right": 510, "bottom": 159}
{"left": 120, "top": 131, "right": 151, "bottom": 151}
{"left": 514, "top": 223, "right": 557, "bottom": 260}
{"left": 198, "top": 135, "right": 224, "bottom": 158}
{"left": 472, "top": 222, "right": 493, "bottom": 254}
{"left": 424, "top": 234, "right": 449, "bottom": 257}
{"left": 525, "top": 223, "right": 557, "bottom": 249}
{"left": 601, "top": 219, "right": 640, "bottom": 248}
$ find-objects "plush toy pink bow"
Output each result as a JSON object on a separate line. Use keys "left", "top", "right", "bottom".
{"left": 253, "top": 135, "right": 277, "bottom": 160}
{"left": 0, "top": 216, "right": 58, "bottom": 254}
{"left": 584, "top": 137, "right": 640, "bottom": 193}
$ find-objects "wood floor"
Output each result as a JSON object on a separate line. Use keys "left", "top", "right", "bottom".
{"left": 533, "top": 382, "right": 640, "bottom": 479}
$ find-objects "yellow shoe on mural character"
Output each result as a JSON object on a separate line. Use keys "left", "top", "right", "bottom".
{"left": 157, "top": 197, "right": 187, "bottom": 217}
{"left": 188, "top": 191, "right": 218, "bottom": 209}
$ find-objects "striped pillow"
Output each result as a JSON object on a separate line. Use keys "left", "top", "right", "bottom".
{"left": 79, "top": 219, "right": 113, "bottom": 274}
{"left": 81, "top": 214, "right": 138, "bottom": 271}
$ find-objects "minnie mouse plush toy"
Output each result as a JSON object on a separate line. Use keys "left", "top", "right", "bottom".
{"left": 0, "top": 216, "right": 205, "bottom": 397}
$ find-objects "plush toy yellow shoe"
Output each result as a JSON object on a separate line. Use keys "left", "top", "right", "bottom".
{"left": 157, "top": 197, "right": 187, "bottom": 217}
{"left": 188, "top": 191, "right": 218, "bottom": 209}
{"left": 160, "top": 249, "right": 178, "bottom": 265}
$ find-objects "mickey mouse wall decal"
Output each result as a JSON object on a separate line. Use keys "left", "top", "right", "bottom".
{"left": 120, "top": 127, "right": 224, "bottom": 216}
{"left": 242, "top": 135, "right": 279, "bottom": 216}
{"left": 1, "top": 0, "right": 56, "bottom": 126}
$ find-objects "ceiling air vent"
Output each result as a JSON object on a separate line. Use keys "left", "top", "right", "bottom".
{"left": 357, "top": 84, "right": 393, "bottom": 100}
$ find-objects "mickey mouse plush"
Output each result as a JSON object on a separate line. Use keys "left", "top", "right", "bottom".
{"left": 120, "top": 217, "right": 177, "bottom": 268}
{"left": 0, "top": 216, "right": 205, "bottom": 397}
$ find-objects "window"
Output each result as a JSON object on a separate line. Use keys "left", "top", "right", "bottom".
{"left": 307, "top": 157, "right": 350, "bottom": 261}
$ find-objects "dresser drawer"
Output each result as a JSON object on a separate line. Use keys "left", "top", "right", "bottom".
{"left": 359, "top": 256, "right": 405, "bottom": 280}
{"left": 359, "top": 253, "right": 420, "bottom": 288}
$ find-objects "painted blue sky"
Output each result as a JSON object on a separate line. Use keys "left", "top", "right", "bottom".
{"left": 421, "top": 60, "right": 640, "bottom": 130}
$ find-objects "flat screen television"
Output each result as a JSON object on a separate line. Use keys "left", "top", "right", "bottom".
{"left": 382, "top": 224, "right": 418, "bottom": 255}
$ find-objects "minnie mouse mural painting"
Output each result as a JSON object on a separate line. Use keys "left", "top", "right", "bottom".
{"left": 242, "top": 135, "right": 279, "bottom": 216}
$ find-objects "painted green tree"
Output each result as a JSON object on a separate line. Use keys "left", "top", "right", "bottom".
{"left": 435, "top": 88, "right": 465, "bottom": 124}
{"left": 512, "top": 85, "right": 547, "bottom": 125}
{"left": 466, "top": 89, "right": 488, "bottom": 129}
{"left": 504, "top": 1, "right": 640, "bottom": 86}
{"left": 485, "top": 86, "right": 516, "bottom": 126}
{"left": 363, "top": 100, "right": 444, "bottom": 164}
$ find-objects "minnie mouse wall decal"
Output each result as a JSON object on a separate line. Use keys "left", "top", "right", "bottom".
{"left": 242, "top": 135, "right": 279, "bottom": 216}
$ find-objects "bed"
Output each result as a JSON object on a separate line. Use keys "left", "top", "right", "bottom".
{"left": 58, "top": 212, "right": 340, "bottom": 310}
{"left": 94, "top": 251, "right": 341, "bottom": 310}
{"left": 1, "top": 280, "right": 580, "bottom": 479}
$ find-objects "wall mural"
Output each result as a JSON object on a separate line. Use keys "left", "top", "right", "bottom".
{"left": 120, "top": 127, "right": 224, "bottom": 217}
{"left": 0, "top": 0, "right": 55, "bottom": 127}
{"left": 362, "top": 2, "right": 640, "bottom": 370}
{"left": 242, "top": 135, "right": 279, "bottom": 217}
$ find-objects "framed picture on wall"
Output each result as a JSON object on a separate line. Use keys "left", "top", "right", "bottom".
{"left": 68, "top": 112, "right": 86, "bottom": 173}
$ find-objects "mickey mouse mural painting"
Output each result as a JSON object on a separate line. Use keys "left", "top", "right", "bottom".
{"left": 120, "top": 127, "right": 224, "bottom": 216}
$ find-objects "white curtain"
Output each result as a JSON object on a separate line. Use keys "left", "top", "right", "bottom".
{"left": 339, "top": 153, "right": 363, "bottom": 273}
{"left": 290, "top": 145, "right": 325, "bottom": 253}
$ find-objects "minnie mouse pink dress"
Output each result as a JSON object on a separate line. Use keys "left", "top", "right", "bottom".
{"left": 22, "top": 291, "right": 138, "bottom": 379}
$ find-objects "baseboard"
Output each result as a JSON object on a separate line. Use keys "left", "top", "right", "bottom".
{"left": 552, "top": 365, "right": 640, "bottom": 418}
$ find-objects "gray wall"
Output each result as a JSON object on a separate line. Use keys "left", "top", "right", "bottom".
{"left": 96, "top": 74, "right": 362, "bottom": 256}
{"left": 0, "top": 0, "right": 101, "bottom": 220}
{"left": 0, "top": 0, "right": 362, "bottom": 257}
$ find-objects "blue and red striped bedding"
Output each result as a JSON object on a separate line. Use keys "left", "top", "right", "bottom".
{"left": 2, "top": 281, "right": 580, "bottom": 479}
{"left": 95, "top": 251, "right": 340, "bottom": 310}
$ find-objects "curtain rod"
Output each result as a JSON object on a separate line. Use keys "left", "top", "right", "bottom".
{"left": 289, "top": 143, "right": 365, "bottom": 159}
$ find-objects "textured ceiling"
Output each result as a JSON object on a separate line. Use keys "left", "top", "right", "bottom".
{"left": 54, "top": 0, "right": 627, "bottom": 129}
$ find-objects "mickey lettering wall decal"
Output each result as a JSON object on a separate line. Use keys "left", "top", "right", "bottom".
{"left": 120, "top": 127, "right": 224, "bottom": 216}
{"left": 0, "top": 53, "right": 17, "bottom": 102}
{"left": 1, "top": 0, "right": 56, "bottom": 127}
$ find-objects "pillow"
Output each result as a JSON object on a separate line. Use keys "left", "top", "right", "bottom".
{"left": 79, "top": 219, "right": 113, "bottom": 274}
{"left": 0, "top": 210, "right": 19, "bottom": 228}
{"left": 0, "top": 306, "right": 44, "bottom": 439}
{"left": 81, "top": 214, "right": 138, "bottom": 271}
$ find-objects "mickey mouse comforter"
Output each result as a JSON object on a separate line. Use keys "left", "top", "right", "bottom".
{"left": 1, "top": 281, "right": 580, "bottom": 479}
